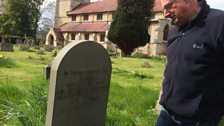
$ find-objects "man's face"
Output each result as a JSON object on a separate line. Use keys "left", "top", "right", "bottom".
{"left": 161, "top": 0, "right": 192, "bottom": 26}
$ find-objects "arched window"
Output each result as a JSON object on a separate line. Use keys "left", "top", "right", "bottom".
{"left": 163, "top": 24, "right": 169, "bottom": 41}
{"left": 48, "top": 35, "right": 54, "bottom": 45}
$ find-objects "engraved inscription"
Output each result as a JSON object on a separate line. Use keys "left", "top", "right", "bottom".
{"left": 55, "top": 68, "right": 110, "bottom": 109}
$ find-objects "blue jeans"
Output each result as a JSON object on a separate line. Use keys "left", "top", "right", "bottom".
{"left": 156, "top": 106, "right": 221, "bottom": 126}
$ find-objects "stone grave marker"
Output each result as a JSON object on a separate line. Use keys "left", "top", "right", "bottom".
{"left": 19, "top": 43, "right": 30, "bottom": 50}
{"left": 46, "top": 40, "right": 112, "bottom": 126}
{"left": 0, "top": 42, "right": 14, "bottom": 52}
{"left": 44, "top": 44, "right": 54, "bottom": 52}
{"left": 44, "top": 64, "right": 51, "bottom": 80}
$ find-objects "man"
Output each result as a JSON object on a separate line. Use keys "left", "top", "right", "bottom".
{"left": 156, "top": 0, "right": 224, "bottom": 125}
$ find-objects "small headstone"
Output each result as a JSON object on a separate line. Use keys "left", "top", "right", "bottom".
{"left": 36, "top": 50, "right": 45, "bottom": 55}
{"left": 19, "top": 44, "right": 30, "bottom": 50}
{"left": 34, "top": 46, "right": 40, "bottom": 49}
{"left": 52, "top": 50, "right": 57, "bottom": 57}
{"left": 46, "top": 40, "right": 112, "bottom": 126}
{"left": 27, "top": 56, "right": 33, "bottom": 59}
{"left": 44, "top": 64, "right": 51, "bottom": 80}
{"left": 16, "top": 39, "right": 23, "bottom": 44}
{"left": 0, "top": 43, "right": 14, "bottom": 52}
{"left": 141, "top": 62, "right": 152, "bottom": 68}
{"left": 44, "top": 45, "right": 54, "bottom": 52}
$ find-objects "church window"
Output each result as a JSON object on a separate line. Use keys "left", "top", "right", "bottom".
{"left": 163, "top": 24, "right": 169, "bottom": 41}
{"left": 100, "top": 33, "right": 105, "bottom": 41}
{"left": 112, "top": 13, "right": 115, "bottom": 19}
{"left": 97, "top": 13, "right": 103, "bottom": 20}
{"left": 84, "top": 33, "right": 89, "bottom": 40}
{"left": 151, "top": 13, "right": 155, "bottom": 19}
{"left": 72, "top": 15, "right": 76, "bottom": 21}
{"left": 84, "top": 14, "right": 89, "bottom": 21}
{"left": 71, "top": 33, "right": 76, "bottom": 40}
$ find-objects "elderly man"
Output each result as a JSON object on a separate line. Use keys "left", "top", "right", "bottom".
{"left": 156, "top": 0, "right": 224, "bottom": 125}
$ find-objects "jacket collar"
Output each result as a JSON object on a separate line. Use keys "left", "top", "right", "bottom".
{"left": 178, "top": 1, "right": 210, "bottom": 30}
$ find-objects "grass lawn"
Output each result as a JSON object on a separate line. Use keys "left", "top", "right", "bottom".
{"left": 0, "top": 46, "right": 223, "bottom": 126}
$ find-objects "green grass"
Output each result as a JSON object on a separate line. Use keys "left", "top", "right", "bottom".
{"left": 0, "top": 46, "right": 224, "bottom": 126}
{"left": 0, "top": 46, "right": 52, "bottom": 126}
{"left": 107, "top": 57, "right": 164, "bottom": 126}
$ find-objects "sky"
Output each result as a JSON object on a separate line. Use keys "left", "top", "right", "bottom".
{"left": 207, "top": 0, "right": 224, "bottom": 10}
{"left": 91, "top": 0, "right": 224, "bottom": 10}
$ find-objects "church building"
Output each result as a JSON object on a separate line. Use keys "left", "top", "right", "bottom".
{"left": 45, "top": 0, "right": 171, "bottom": 55}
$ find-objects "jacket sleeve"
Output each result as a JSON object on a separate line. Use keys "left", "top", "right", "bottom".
{"left": 217, "top": 23, "right": 224, "bottom": 63}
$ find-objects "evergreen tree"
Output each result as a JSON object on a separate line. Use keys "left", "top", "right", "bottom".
{"left": 0, "top": 0, "right": 43, "bottom": 44}
{"left": 108, "top": 0, "right": 154, "bottom": 56}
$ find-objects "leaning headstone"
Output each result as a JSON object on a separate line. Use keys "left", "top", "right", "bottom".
{"left": 0, "top": 43, "right": 14, "bottom": 52}
{"left": 46, "top": 40, "right": 112, "bottom": 126}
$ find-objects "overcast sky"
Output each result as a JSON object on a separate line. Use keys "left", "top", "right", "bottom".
{"left": 207, "top": 0, "right": 224, "bottom": 10}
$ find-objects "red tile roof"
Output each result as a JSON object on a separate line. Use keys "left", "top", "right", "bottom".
{"left": 153, "top": 0, "right": 163, "bottom": 12}
{"left": 59, "top": 22, "right": 110, "bottom": 32}
{"left": 68, "top": 0, "right": 117, "bottom": 15}
{"left": 68, "top": 0, "right": 163, "bottom": 15}
{"left": 53, "top": 28, "right": 64, "bottom": 41}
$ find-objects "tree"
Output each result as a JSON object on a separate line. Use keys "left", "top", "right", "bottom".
{"left": 0, "top": 0, "right": 43, "bottom": 44}
{"left": 108, "top": 0, "right": 154, "bottom": 56}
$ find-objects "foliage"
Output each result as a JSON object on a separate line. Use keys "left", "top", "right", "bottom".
{"left": 108, "top": 0, "right": 154, "bottom": 56}
{"left": 0, "top": 0, "right": 44, "bottom": 43}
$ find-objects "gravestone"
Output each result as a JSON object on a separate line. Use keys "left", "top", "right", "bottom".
{"left": 46, "top": 40, "right": 112, "bottom": 126}
{"left": 19, "top": 43, "right": 30, "bottom": 50}
{"left": 0, "top": 42, "right": 14, "bottom": 52}
{"left": 44, "top": 44, "right": 54, "bottom": 52}
{"left": 36, "top": 50, "right": 45, "bottom": 55}
{"left": 44, "top": 64, "right": 51, "bottom": 80}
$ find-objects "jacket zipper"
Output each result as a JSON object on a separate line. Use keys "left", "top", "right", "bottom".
{"left": 165, "top": 32, "right": 186, "bottom": 102}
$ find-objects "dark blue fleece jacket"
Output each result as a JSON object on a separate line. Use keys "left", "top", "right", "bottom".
{"left": 160, "top": 1, "right": 224, "bottom": 121}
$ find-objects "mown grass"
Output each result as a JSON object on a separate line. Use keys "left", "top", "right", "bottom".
{"left": 0, "top": 46, "right": 223, "bottom": 126}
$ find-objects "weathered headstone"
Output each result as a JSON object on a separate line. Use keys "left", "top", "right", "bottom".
{"left": 0, "top": 42, "right": 14, "bottom": 52}
{"left": 44, "top": 64, "right": 51, "bottom": 80}
{"left": 19, "top": 43, "right": 30, "bottom": 50}
{"left": 46, "top": 40, "right": 112, "bottom": 126}
{"left": 36, "top": 50, "right": 45, "bottom": 55}
{"left": 44, "top": 44, "right": 54, "bottom": 52}
{"left": 141, "top": 61, "right": 152, "bottom": 68}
